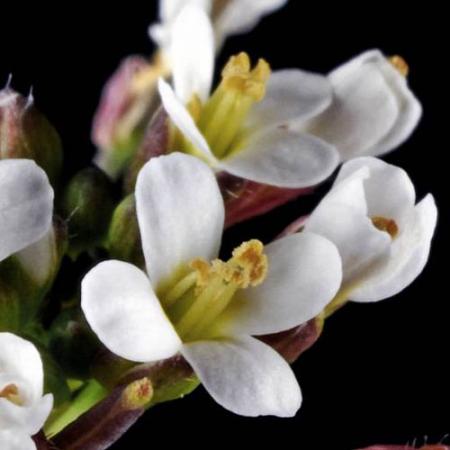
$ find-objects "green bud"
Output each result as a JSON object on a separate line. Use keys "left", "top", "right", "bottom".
{"left": 14, "top": 216, "right": 67, "bottom": 290}
{"left": 61, "top": 167, "right": 115, "bottom": 258}
{"left": 0, "top": 281, "right": 21, "bottom": 332}
{"left": 0, "top": 86, "right": 63, "bottom": 184}
{"left": 49, "top": 308, "right": 103, "bottom": 380}
{"left": 107, "top": 194, "right": 144, "bottom": 268}
{"left": 0, "top": 218, "right": 67, "bottom": 330}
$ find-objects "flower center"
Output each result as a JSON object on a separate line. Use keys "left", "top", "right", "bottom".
{"left": 160, "top": 239, "right": 268, "bottom": 341}
{"left": 371, "top": 216, "right": 399, "bottom": 239}
{"left": 0, "top": 383, "right": 23, "bottom": 406}
{"left": 176, "top": 52, "right": 271, "bottom": 160}
{"left": 389, "top": 55, "right": 409, "bottom": 77}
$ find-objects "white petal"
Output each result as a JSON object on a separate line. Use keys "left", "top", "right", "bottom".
{"left": 0, "top": 394, "right": 53, "bottom": 435}
{"left": 224, "top": 233, "right": 342, "bottom": 336}
{"left": 182, "top": 336, "right": 301, "bottom": 417}
{"left": 350, "top": 194, "right": 437, "bottom": 302}
{"left": 81, "top": 260, "right": 182, "bottom": 362}
{"left": 158, "top": 79, "right": 216, "bottom": 162}
{"left": 306, "top": 51, "right": 400, "bottom": 160}
{"left": 0, "top": 431, "right": 36, "bottom": 450}
{"left": 0, "top": 159, "right": 54, "bottom": 262}
{"left": 136, "top": 153, "right": 224, "bottom": 287}
{"left": 336, "top": 157, "right": 416, "bottom": 225}
{"left": 306, "top": 201, "right": 391, "bottom": 287}
{"left": 220, "top": 127, "right": 339, "bottom": 188}
{"left": 170, "top": 4, "right": 214, "bottom": 102}
{"left": 0, "top": 333, "right": 44, "bottom": 403}
{"left": 248, "top": 69, "right": 332, "bottom": 128}
{"left": 214, "top": 0, "right": 287, "bottom": 46}
{"left": 352, "top": 50, "right": 422, "bottom": 156}
{"left": 160, "top": 0, "right": 211, "bottom": 22}
{"left": 150, "top": 1, "right": 212, "bottom": 49}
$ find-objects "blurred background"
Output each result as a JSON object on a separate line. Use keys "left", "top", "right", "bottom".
{"left": 1, "top": 2, "right": 448, "bottom": 449}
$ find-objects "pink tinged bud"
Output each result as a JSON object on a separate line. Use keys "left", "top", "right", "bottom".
{"left": 218, "top": 172, "right": 312, "bottom": 228}
{"left": 0, "top": 87, "right": 63, "bottom": 184}
{"left": 92, "top": 56, "right": 165, "bottom": 179}
{"left": 52, "top": 378, "right": 153, "bottom": 450}
{"left": 124, "top": 107, "right": 170, "bottom": 193}
{"left": 259, "top": 316, "right": 324, "bottom": 363}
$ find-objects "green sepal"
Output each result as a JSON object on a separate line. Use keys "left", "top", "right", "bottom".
{"left": 60, "top": 167, "right": 115, "bottom": 259}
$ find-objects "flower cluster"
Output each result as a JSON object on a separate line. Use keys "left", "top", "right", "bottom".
{"left": 0, "top": 1, "right": 438, "bottom": 449}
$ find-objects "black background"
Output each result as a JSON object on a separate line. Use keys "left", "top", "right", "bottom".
{"left": 1, "top": 2, "right": 448, "bottom": 449}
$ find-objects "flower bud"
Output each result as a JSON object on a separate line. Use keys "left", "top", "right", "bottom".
{"left": 53, "top": 378, "right": 153, "bottom": 450}
{"left": 0, "top": 86, "right": 63, "bottom": 184}
{"left": 123, "top": 107, "right": 170, "bottom": 193}
{"left": 61, "top": 167, "right": 115, "bottom": 258}
{"left": 0, "top": 217, "right": 67, "bottom": 330}
{"left": 107, "top": 194, "right": 145, "bottom": 268}
{"left": 0, "top": 281, "right": 21, "bottom": 332}
{"left": 14, "top": 216, "right": 67, "bottom": 290}
{"left": 259, "top": 316, "right": 324, "bottom": 364}
{"left": 92, "top": 55, "right": 168, "bottom": 179}
{"left": 49, "top": 307, "right": 103, "bottom": 380}
{"left": 120, "top": 354, "right": 198, "bottom": 406}
{"left": 218, "top": 172, "right": 312, "bottom": 228}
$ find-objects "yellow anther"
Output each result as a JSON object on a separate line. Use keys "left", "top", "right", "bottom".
{"left": 229, "top": 239, "right": 268, "bottom": 287}
{"left": 389, "top": 55, "right": 409, "bottom": 77}
{"left": 221, "top": 53, "right": 271, "bottom": 101}
{"left": 0, "top": 383, "right": 22, "bottom": 406}
{"left": 372, "top": 216, "right": 399, "bottom": 239}
{"left": 190, "top": 239, "right": 268, "bottom": 292}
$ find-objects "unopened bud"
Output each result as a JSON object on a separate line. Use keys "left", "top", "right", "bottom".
{"left": 218, "top": 172, "right": 312, "bottom": 228}
{"left": 53, "top": 378, "right": 153, "bottom": 450}
{"left": 0, "top": 281, "right": 21, "bottom": 332}
{"left": 61, "top": 167, "right": 115, "bottom": 258}
{"left": 92, "top": 55, "right": 167, "bottom": 179}
{"left": 259, "top": 316, "right": 324, "bottom": 364}
{"left": 0, "top": 87, "right": 63, "bottom": 184}
{"left": 14, "top": 216, "right": 67, "bottom": 289}
{"left": 124, "top": 107, "right": 170, "bottom": 193}
{"left": 49, "top": 308, "right": 102, "bottom": 380}
{"left": 0, "top": 217, "right": 67, "bottom": 329}
{"left": 107, "top": 194, "right": 145, "bottom": 268}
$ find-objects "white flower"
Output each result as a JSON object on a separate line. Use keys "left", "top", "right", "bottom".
{"left": 158, "top": 4, "right": 339, "bottom": 188}
{"left": 302, "top": 50, "right": 422, "bottom": 161}
{"left": 0, "top": 333, "right": 53, "bottom": 450}
{"left": 149, "top": 0, "right": 288, "bottom": 56}
{"left": 81, "top": 152, "right": 342, "bottom": 417}
{"left": 0, "top": 159, "right": 54, "bottom": 263}
{"left": 304, "top": 157, "right": 437, "bottom": 303}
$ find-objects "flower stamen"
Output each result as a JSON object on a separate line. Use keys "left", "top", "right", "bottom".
{"left": 389, "top": 55, "right": 409, "bottom": 77}
{"left": 372, "top": 216, "right": 399, "bottom": 239}
{"left": 0, "top": 383, "right": 23, "bottom": 406}
{"left": 197, "top": 52, "right": 271, "bottom": 159}
{"left": 167, "top": 240, "right": 268, "bottom": 341}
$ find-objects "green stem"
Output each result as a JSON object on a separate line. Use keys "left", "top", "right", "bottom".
{"left": 45, "top": 379, "right": 108, "bottom": 438}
